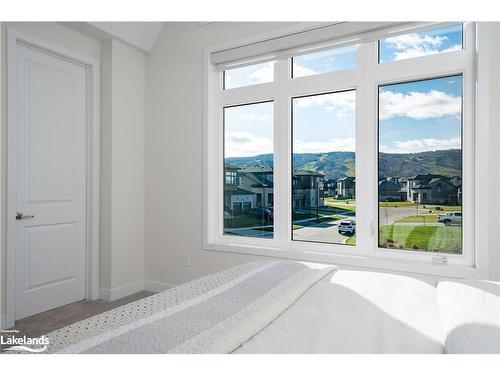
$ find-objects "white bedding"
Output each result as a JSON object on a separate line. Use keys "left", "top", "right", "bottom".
{"left": 235, "top": 269, "right": 445, "bottom": 354}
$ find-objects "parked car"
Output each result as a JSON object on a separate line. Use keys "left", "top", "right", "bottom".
{"left": 437, "top": 212, "right": 462, "bottom": 225}
{"left": 338, "top": 219, "right": 356, "bottom": 235}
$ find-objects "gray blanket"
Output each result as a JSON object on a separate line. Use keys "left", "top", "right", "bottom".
{"left": 42, "top": 260, "right": 335, "bottom": 354}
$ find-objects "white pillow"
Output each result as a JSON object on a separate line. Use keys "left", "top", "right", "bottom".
{"left": 437, "top": 280, "right": 500, "bottom": 354}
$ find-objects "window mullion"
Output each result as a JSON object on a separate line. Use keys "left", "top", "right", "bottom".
{"left": 355, "top": 41, "right": 379, "bottom": 255}
{"left": 273, "top": 59, "right": 291, "bottom": 247}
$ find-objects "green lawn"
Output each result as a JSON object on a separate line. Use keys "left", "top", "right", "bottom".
{"left": 396, "top": 215, "right": 438, "bottom": 223}
{"left": 345, "top": 236, "right": 356, "bottom": 245}
{"left": 324, "top": 199, "right": 356, "bottom": 212}
{"left": 379, "top": 224, "right": 462, "bottom": 253}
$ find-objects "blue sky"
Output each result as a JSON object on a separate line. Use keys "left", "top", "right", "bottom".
{"left": 224, "top": 76, "right": 462, "bottom": 158}
{"left": 379, "top": 24, "right": 463, "bottom": 62}
{"left": 293, "top": 45, "right": 356, "bottom": 77}
{"left": 379, "top": 75, "right": 462, "bottom": 154}
{"left": 224, "top": 25, "right": 463, "bottom": 158}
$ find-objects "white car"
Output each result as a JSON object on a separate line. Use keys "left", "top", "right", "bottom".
{"left": 437, "top": 212, "right": 462, "bottom": 225}
{"left": 338, "top": 219, "right": 356, "bottom": 235}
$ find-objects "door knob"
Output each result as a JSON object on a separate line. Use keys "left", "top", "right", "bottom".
{"left": 16, "top": 213, "right": 35, "bottom": 220}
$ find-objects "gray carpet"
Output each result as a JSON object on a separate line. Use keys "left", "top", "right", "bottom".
{"left": 5, "top": 291, "right": 155, "bottom": 339}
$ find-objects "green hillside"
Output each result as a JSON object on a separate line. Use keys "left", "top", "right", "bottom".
{"left": 226, "top": 149, "right": 461, "bottom": 180}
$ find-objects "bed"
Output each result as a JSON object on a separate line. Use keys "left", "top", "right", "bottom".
{"left": 13, "top": 260, "right": 500, "bottom": 354}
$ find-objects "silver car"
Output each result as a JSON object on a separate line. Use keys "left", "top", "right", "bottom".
{"left": 437, "top": 212, "right": 462, "bottom": 225}
{"left": 338, "top": 219, "right": 356, "bottom": 235}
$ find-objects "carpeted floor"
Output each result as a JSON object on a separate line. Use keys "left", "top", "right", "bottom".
{"left": 4, "top": 291, "right": 155, "bottom": 339}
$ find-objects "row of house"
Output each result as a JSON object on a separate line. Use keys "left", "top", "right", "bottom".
{"left": 379, "top": 174, "right": 462, "bottom": 205}
{"left": 224, "top": 164, "right": 326, "bottom": 217}
{"left": 225, "top": 163, "right": 462, "bottom": 218}
{"left": 325, "top": 174, "right": 462, "bottom": 205}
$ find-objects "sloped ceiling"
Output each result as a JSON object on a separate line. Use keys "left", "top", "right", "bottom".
{"left": 89, "top": 22, "right": 164, "bottom": 52}
{"left": 62, "top": 22, "right": 164, "bottom": 52}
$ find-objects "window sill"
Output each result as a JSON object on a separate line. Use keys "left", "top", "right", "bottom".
{"left": 203, "top": 241, "right": 485, "bottom": 280}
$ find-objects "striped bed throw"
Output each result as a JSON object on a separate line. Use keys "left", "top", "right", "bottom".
{"left": 40, "top": 260, "right": 335, "bottom": 354}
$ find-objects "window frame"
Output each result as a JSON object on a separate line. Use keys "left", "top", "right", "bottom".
{"left": 203, "top": 21, "right": 492, "bottom": 279}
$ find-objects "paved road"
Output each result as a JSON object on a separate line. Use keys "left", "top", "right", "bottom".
{"left": 226, "top": 206, "right": 445, "bottom": 240}
{"left": 293, "top": 218, "right": 352, "bottom": 244}
{"left": 378, "top": 206, "right": 422, "bottom": 226}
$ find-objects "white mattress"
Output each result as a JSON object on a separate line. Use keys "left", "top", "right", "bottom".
{"left": 235, "top": 269, "right": 445, "bottom": 354}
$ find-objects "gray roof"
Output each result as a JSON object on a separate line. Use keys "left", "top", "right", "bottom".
{"left": 293, "top": 169, "right": 325, "bottom": 177}
{"left": 239, "top": 166, "right": 273, "bottom": 173}
{"left": 224, "top": 188, "right": 255, "bottom": 196}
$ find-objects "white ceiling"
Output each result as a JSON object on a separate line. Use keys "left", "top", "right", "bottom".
{"left": 62, "top": 22, "right": 165, "bottom": 52}
{"left": 89, "top": 22, "right": 164, "bottom": 52}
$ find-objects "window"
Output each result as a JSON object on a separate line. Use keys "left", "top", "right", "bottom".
{"left": 292, "top": 90, "right": 356, "bottom": 245}
{"left": 223, "top": 102, "right": 274, "bottom": 238}
{"left": 207, "top": 22, "right": 482, "bottom": 275}
{"left": 379, "top": 24, "right": 463, "bottom": 63}
{"left": 292, "top": 45, "right": 356, "bottom": 78}
{"left": 224, "top": 61, "right": 274, "bottom": 89}
{"left": 378, "top": 76, "right": 463, "bottom": 254}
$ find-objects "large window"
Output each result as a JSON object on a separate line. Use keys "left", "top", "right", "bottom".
{"left": 292, "top": 90, "right": 356, "bottom": 245}
{"left": 378, "top": 76, "right": 463, "bottom": 254}
{"left": 206, "top": 22, "right": 481, "bottom": 274}
{"left": 223, "top": 102, "right": 274, "bottom": 238}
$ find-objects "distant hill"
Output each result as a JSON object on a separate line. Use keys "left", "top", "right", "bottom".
{"left": 226, "top": 149, "right": 461, "bottom": 180}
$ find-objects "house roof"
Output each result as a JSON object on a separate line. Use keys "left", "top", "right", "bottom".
{"left": 338, "top": 176, "right": 355, "bottom": 182}
{"left": 293, "top": 169, "right": 325, "bottom": 177}
{"left": 225, "top": 188, "right": 256, "bottom": 196}
{"left": 224, "top": 163, "right": 240, "bottom": 171}
{"left": 408, "top": 174, "right": 449, "bottom": 181}
{"left": 239, "top": 166, "right": 273, "bottom": 173}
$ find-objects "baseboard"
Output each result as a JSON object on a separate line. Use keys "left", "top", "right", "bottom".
{"left": 99, "top": 280, "right": 145, "bottom": 301}
{"left": 144, "top": 280, "right": 176, "bottom": 293}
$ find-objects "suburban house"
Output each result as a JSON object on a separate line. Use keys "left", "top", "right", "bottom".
{"left": 223, "top": 164, "right": 256, "bottom": 217}
{"left": 238, "top": 166, "right": 274, "bottom": 208}
{"left": 378, "top": 178, "right": 404, "bottom": 201}
{"left": 324, "top": 179, "right": 337, "bottom": 197}
{"left": 337, "top": 176, "right": 355, "bottom": 199}
{"left": 292, "top": 170, "right": 325, "bottom": 209}
{"left": 404, "top": 174, "right": 461, "bottom": 205}
{"left": 225, "top": 165, "right": 326, "bottom": 216}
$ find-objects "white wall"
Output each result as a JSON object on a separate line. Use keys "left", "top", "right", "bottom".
{"left": 100, "top": 38, "right": 146, "bottom": 297}
{"left": 145, "top": 22, "right": 500, "bottom": 286}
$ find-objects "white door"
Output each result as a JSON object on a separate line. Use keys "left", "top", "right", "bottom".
{"left": 13, "top": 43, "right": 87, "bottom": 320}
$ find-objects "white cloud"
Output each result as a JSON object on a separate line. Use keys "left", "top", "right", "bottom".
{"left": 380, "top": 137, "right": 461, "bottom": 154}
{"left": 295, "top": 90, "right": 355, "bottom": 119}
{"left": 293, "top": 64, "right": 318, "bottom": 77}
{"left": 294, "top": 137, "right": 355, "bottom": 153}
{"left": 248, "top": 62, "right": 274, "bottom": 84}
{"left": 384, "top": 32, "right": 461, "bottom": 61}
{"left": 379, "top": 89, "right": 461, "bottom": 120}
{"left": 225, "top": 131, "right": 273, "bottom": 157}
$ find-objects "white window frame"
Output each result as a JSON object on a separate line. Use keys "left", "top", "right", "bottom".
{"left": 203, "top": 22, "right": 492, "bottom": 279}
